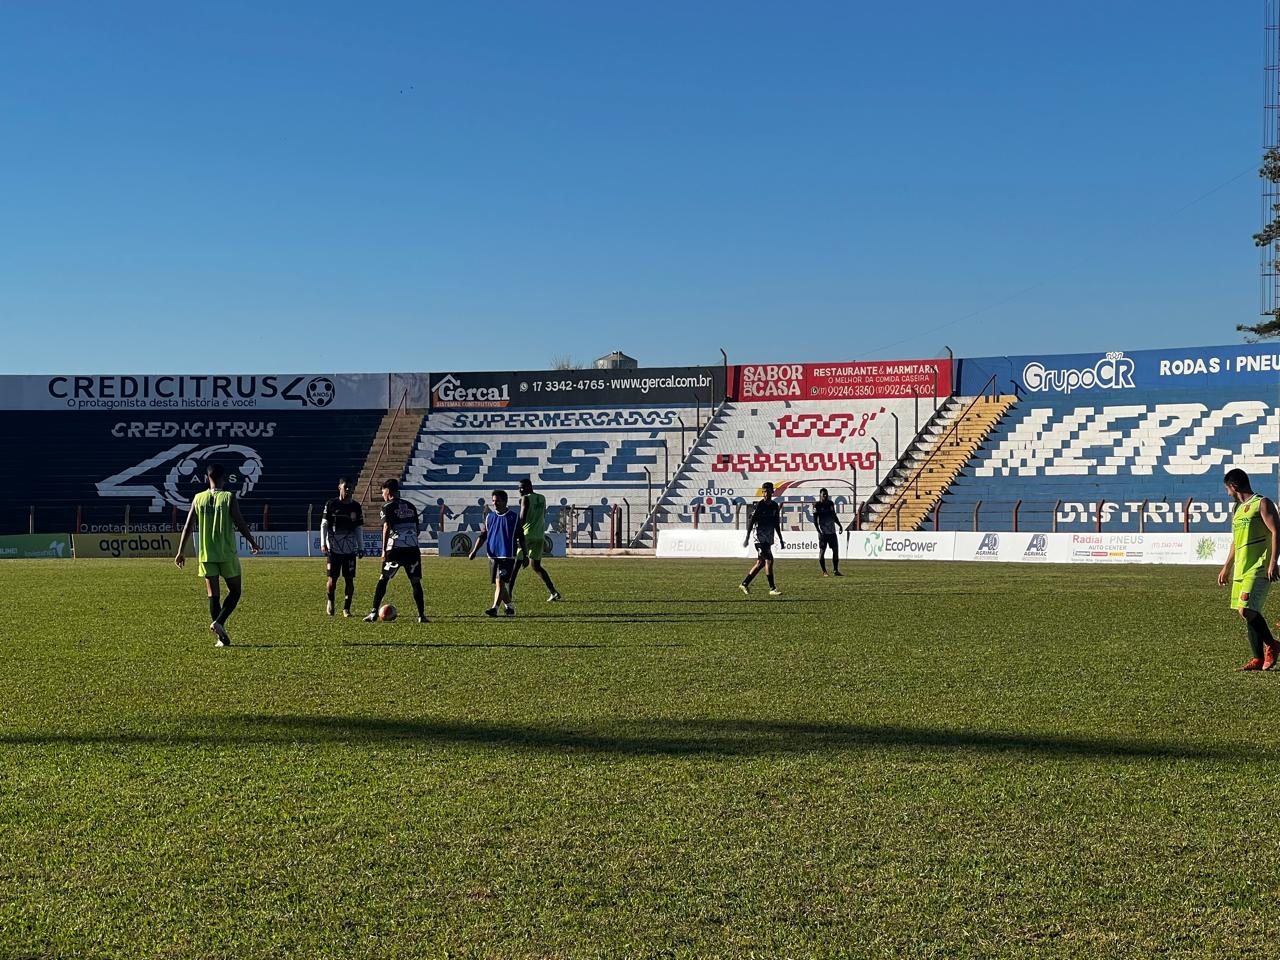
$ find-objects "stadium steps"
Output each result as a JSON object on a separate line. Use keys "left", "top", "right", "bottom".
{"left": 632, "top": 402, "right": 733, "bottom": 547}
{"left": 355, "top": 408, "right": 427, "bottom": 520}
{"left": 866, "top": 395, "right": 1018, "bottom": 531}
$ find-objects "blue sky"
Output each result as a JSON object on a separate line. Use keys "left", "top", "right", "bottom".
{"left": 0, "top": 1, "right": 1263, "bottom": 374}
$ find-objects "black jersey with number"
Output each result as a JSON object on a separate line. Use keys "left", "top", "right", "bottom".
{"left": 380, "top": 497, "right": 421, "bottom": 549}
{"left": 323, "top": 497, "right": 364, "bottom": 554}
{"left": 812, "top": 499, "right": 839, "bottom": 536}
{"left": 751, "top": 498, "right": 782, "bottom": 545}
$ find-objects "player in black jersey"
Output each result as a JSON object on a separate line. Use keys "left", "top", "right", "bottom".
{"left": 321, "top": 477, "right": 364, "bottom": 617}
{"left": 740, "top": 481, "right": 785, "bottom": 596}
{"left": 811, "top": 488, "right": 845, "bottom": 577}
{"left": 363, "top": 478, "right": 428, "bottom": 623}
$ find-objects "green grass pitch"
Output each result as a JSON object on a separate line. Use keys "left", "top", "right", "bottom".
{"left": 1, "top": 557, "right": 1278, "bottom": 959}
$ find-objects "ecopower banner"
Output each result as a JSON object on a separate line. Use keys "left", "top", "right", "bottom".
{"left": 0, "top": 373, "right": 390, "bottom": 411}
{"left": 427, "top": 367, "right": 724, "bottom": 409}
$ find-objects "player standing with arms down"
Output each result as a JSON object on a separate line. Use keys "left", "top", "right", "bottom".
{"left": 321, "top": 477, "right": 364, "bottom": 617}
{"left": 1218, "top": 468, "right": 1280, "bottom": 670}
{"left": 364, "top": 478, "right": 428, "bottom": 624}
{"left": 512, "top": 478, "right": 562, "bottom": 602}
{"left": 174, "top": 463, "right": 261, "bottom": 647}
{"left": 468, "top": 489, "right": 525, "bottom": 617}
{"left": 740, "top": 481, "right": 784, "bottom": 596}
{"left": 811, "top": 488, "right": 845, "bottom": 577}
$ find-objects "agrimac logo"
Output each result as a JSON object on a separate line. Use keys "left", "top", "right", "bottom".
{"left": 976, "top": 533, "right": 1000, "bottom": 558}
{"left": 1024, "top": 534, "right": 1049, "bottom": 559}
{"left": 1022, "top": 352, "right": 1136, "bottom": 395}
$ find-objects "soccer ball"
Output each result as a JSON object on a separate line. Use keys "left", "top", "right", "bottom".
{"left": 378, "top": 603, "right": 397, "bottom": 622}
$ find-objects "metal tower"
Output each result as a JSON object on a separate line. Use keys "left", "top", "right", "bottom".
{"left": 1263, "top": 0, "right": 1280, "bottom": 316}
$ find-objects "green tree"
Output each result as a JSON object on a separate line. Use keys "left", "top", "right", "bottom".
{"left": 1243, "top": 147, "right": 1280, "bottom": 339}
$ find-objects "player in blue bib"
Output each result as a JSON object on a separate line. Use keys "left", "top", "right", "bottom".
{"left": 467, "top": 489, "right": 526, "bottom": 617}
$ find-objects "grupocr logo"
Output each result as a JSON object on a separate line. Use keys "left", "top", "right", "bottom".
{"left": 1022, "top": 352, "right": 1136, "bottom": 394}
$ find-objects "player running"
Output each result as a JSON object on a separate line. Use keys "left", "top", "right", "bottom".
{"left": 512, "top": 478, "right": 562, "bottom": 602}
{"left": 174, "top": 462, "right": 261, "bottom": 647}
{"left": 364, "top": 478, "right": 428, "bottom": 624}
{"left": 740, "top": 481, "right": 784, "bottom": 596}
{"left": 468, "top": 489, "right": 525, "bottom": 617}
{"left": 1218, "top": 468, "right": 1280, "bottom": 670}
{"left": 811, "top": 488, "right": 845, "bottom": 577}
{"left": 320, "top": 477, "right": 364, "bottom": 617}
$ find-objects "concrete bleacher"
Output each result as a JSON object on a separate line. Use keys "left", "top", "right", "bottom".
{"left": 401, "top": 405, "right": 701, "bottom": 547}
{"left": 1, "top": 411, "right": 384, "bottom": 535}
{"left": 650, "top": 397, "right": 924, "bottom": 534}
{"left": 928, "top": 388, "right": 1279, "bottom": 532}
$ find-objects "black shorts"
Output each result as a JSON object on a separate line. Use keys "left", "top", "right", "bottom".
{"left": 755, "top": 542, "right": 775, "bottom": 561}
{"left": 326, "top": 552, "right": 357, "bottom": 579}
{"left": 490, "top": 557, "right": 516, "bottom": 583}
{"left": 381, "top": 547, "right": 422, "bottom": 580}
{"left": 818, "top": 533, "right": 839, "bottom": 551}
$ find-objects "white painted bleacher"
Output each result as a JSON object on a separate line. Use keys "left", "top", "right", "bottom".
{"left": 651, "top": 397, "right": 923, "bottom": 532}
{"left": 401, "top": 405, "right": 700, "bottom": 547}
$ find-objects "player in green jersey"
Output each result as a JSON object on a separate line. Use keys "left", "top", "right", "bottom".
{"left": 175, "top": 463, "right": 261, "bottom": 647}
{"left": 512, "top": 478, "right": 561, "bottom": 601}
{"left": 1217, "top": 468, "right": 1280, "bottom": 671}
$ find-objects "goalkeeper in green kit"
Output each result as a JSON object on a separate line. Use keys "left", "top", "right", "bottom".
{"left": 1218, "top": 468, "right": 1280, "bottom": 671}
{"left": 511, "top": 478, "right": 561, "bottom": 602}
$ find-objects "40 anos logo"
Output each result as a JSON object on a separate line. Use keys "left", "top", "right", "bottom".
{"left": 1022, "top": 352, "right": 1136, "bottom": 394}
{"left": 96, "top": 444, "right": 264, "bottom": 512}
{"left": 305, "top": 377, "right": 336, "bottom": 407}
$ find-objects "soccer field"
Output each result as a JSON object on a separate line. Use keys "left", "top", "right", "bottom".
{"left": 1, "top": 557, "right": 1277, "bottom": 958}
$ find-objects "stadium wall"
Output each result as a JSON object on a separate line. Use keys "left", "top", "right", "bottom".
{"left": 0, "top": 372, "right": 389, "bottom": 536}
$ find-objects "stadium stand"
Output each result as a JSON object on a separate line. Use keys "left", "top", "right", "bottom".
{"left": 401, "top": 405, "right": 703, "bottom": 547}
{"left": 648, "top": 397, "right": 920, "bottom": 537}
{"left": 924, "top": 346, "right": 1280, "bottom": 533}
{"left": 0, "top": 411, "right": 383, "bottom": 535}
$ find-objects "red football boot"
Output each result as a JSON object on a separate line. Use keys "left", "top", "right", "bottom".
{"left": 1238, "top": 657, "right": 1265, "bottom": 672}
{"left": 1264, "top": 640, "right": 1279, "bottom": 671}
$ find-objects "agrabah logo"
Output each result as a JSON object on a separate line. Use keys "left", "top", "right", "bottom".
{"left": 305, "top": 376, "right": 336, "bottom": 407}
{"left": 1022, "top": 352, "right": 1136, "bottom": 395}
{"left": 976, "top": 533, "right": 1000, "bottom": 557}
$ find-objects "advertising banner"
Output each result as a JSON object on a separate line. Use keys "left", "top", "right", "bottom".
{"left": 0, "top": 373, "right": 390, "bottom": 411}
{"left": 957, "top": 343, "right": 1280, "bottom": 397}
{"left": 658, "top": 529, "right": 1231, "bottom": 565}
{"left": 73, "top": 532, "right": 194, "bottom": 558}
{"left": 438, "top": 530, "right": 566, "bottom": 558}
{"left": 428, "top": 367, "right": 724, "bottom": 409}
{"left": 236, "top": 531, "right": 312, "bottom": 558}
{"left": 733, "top": 360, "right": 952, "bottom": 401}
{"left": 0, "top": 534, "right": 72, "bottom": 559}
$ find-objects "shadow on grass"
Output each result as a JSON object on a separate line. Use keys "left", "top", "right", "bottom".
{"left": 1, "top": 716, "right": 1259, "bottom": 762}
